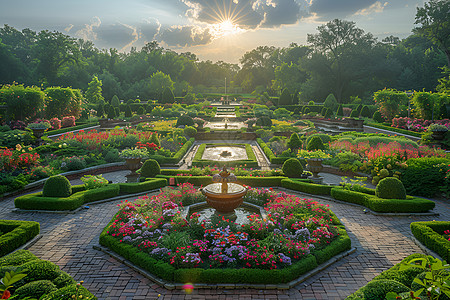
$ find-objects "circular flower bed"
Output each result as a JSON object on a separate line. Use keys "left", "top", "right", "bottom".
{"left": 101, "top": 184, "right": 350, "bottom": 285}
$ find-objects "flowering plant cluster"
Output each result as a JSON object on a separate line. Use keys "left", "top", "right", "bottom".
{"left": 444, "top": 230, "right": 450, "bottom": 241}
{"left": 174, "top": 166, "right": 283, "bottom": 177}
{"left": 81, "top": 174, "right": 109, "bottom": 190}
{"left": 61, "top": 116, "right": 76, "bottom": 128}
{"left": 136, "top": 142, "right": 160, "bottom": 154}
{"left": 107, "top": 185, "right": 340, "bottom": 270}
{"left": 391, "top": 117, "right": 450, "bottom": 132}
{"left": 0, "top": 146, "right": 39, "bottom": 172}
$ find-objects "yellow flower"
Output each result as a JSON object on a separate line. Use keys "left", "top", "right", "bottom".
{"left": 15, "top": 144, "right": 22, "bottom": 151}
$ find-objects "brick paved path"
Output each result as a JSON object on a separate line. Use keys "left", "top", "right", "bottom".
{"left": 1, "top": 177, "right": 449, "bottom": 299}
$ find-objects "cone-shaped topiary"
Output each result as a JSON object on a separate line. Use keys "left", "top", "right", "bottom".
{"left": 107, "top": 105, "right": 116, "bottom": 119}
{"left": 324, "top": 108, "right": 333, "bottom": 118}
{"left": 307, "top": 136, "right": 325, "bottom": 151}
{"left": 111, "top": 95, "right": 120, "bottom": 107}
{"left": 372, "top": 111, "right": 383, "bottom": 123}
{"left": 176, "top": 115, "right": 194, "bottom": 127}
{"left": 360, "top": 105, "right": 371, "bottom": 118}
{"left": 287, "top": 133, "right": 302, "bottom": 151}
{"left": 336, "top": 104, "right": 343, "bottom": 116}
{"left": 324, "top": 93, "right": 338, "bottom": 110}
{"left": 375, "top": 177, "right": 406, "bottom": 199}
{"left": 137, "top": 106, "right": 145, "bottom": 115}
{"left": 125, "top": 105, "right": 132, "bottom": 118}
{"left": 150, "top": 133, "right": 160, "bottom": 147}
{"left": 140, "top": 159, "right": 161, "bottom": 178}
{"left": 43, "top": 175, "right": 72, "bottom": 197}
{"left": 282, "top": 158, "right": 303, "bottom": 178}
{"left": 279, "top": 88, "right": 292, "bottom": 105}
{"left": 350, "top": 109, "right": 359, "bottom": 118}
{"left": 161, "top": 87, "right": 175, "bottom": 104}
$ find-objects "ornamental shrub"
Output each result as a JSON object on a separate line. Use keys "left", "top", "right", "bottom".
{"left": 307, "top": 136, "right": 325, "bottom": 151}
{"left": 61, "top": 116, "right": 75, "bottom": 128}
{"left": 282, "top": 158, "right": 303, "bottom": 178}
{"left": 303, "top": 107, "right": 310, "bottom": 114}
{"left": 324, "top": 93, "right": 338, "bottom": 110}
{"left": 336, "top": 104, "right": 343, "bottom": 116}
{"left": 410, "top": 91, "right": 438, "bottom": 120}
{"left": 125, "top": 105, "right": 132, "bottom": 118}
{"left": 360, "top": 105, "right": 371, "bottom": 118}
{"left": 372, "top": 111, "right": 383, "bottom": 123}
{"left": 111, "top": 95, "right": 120, "bottom": 107}
{"left": 150, "top": 133, "right": 161, "bottom": 147}
{"left": 373, "top": 88, "right": 409, "bottom": 121}
{"left": 375, "top": 177, "right": 406, "bottom": 199}
{"left": 137, "top": 106, "right": 145, "bottom": 115}
{"left": 140, "top": 159, "right": 161, "bottom": 178}
{"left": 0, "top": 84, "right": 45, "bottom": 121}
{"left": 45, "top": 87, "right": 82, "bottom": 119}
{"left": 350, "top": 109, "right": 359, "bottom": 118}
{"left": 49, "top": 118, "right": 61, "bottom": 130}
{"left": 161, "top": 87, "right": 175, "bottom": 104}
{"left": 176, "top": 115, "right": 194, "bottom": 127}
{"left": 306, "top": 134, "right": 332, "bottom": 146}
{"left": 13, "top": 280, "right": 57, "bottom": 299}
{"left": 184, "top": 126, "right": 197, "bottom": 137}
{"left": 279, "top": 88, "right": 292, "bottom": 105}
{"left": 256, "top": 116, "right": 272, "bottom": 127}
{"left": 287, "top": 133, "right": 302, "bottom": 151}
{"left": 43, "top": 175, "right": 72, "bottom": 197}
{"left": 96, "top": 103, "right": 105, "bottom": 118}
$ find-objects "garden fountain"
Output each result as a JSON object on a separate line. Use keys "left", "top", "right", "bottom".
{"left": 200, "top": 166, "right": 248, "bottom": 221}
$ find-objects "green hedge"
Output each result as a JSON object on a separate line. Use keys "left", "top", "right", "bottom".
{"left": 156, "top": 175, "right": 213, "bottom": 186}
{"left": 148, "top": 137, "right": 194, "bottom": 165}
{"left": 118, "top": 178, "right": 167, "bottom": 194}
{"left": 366, "top": 122, "right": 422, "bottom": 138}
{"left": 0, "top": 250, "right": 96, "bottom": 299}
{"left": 15, "top": 179, "right": 167, "bottom": 211}
{"left": 155, "top": 175, "right": 287, "bottom": 187}
{"left": 192, "top": 143, "right": 258, "bottom": 168}
{"left": 330, "top": 188, "right": 436, "bottom": 213}
{"left": 100, "top": 211, "right": 351, "bottom": 284}
{"left": 256, "top": 138, "right": 292, "bottom": 165}
{"left": 0, "top": 220, "right": 40, "bottom": 256}
{"left": 281, "top": 179, "right": 333, "bottom": 195}
{"left": 411, "top": 221, "right": 450, "bottom": 262}
{"left": 46, "top": 123, "right": 99, "bottom": 136}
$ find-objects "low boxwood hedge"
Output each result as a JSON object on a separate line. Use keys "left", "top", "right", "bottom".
{"left": 330, "top": 188, "right": 435, "bottom": 213}
{"left": 0, "top": 250, "right": 96, "bottom": 299}
{"left": 410, "top": 221, "right": 450, "bottom": 262}
{"left": 15, "top": 178, "right": 167, "bottom": 211}
{"left": 155, "top": 175, "right": 287, "bottom": 187}
{"left": 192, "top": 143, "right": 258, "bottom": 168}
{"left": 148, "top": 138, "right": 194, "bottom": 165}
{"left": 281, "top": 179, "right": 333, "bottom": 195}
{"left": 99, "top": 212, "right": 351, "bottom": 285}
{"left": 0, "top": 220, "right": 40, "bottom": 256}
{"left": 366, "top": 122, "right": 422, "bottom": 138}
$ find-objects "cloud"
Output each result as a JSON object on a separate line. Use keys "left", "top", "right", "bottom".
{"left": 75, "top": 16, "right": 101, "bottom": 41}
{"left": 160, "top": 25, "right": 213, "bottom": 47}
{"left": 354, "top": 1, "right": 388, "bottom": 16}
{"left": 64, "top": 24, "right": 74, "bottom": 33}
{"left": 139, "top": 18, "right": 161, "bottom": 42}
{"left": 181, "top": 0, "right": 305, "bottom": 29}
{"left": 95, "top": 23, "right": 137, "bottom": 50}
{"left": 308, "top": 0, "right": 378, "bottom": 20}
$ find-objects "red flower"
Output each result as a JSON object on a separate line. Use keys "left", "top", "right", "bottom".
{"left": 1, "top": 290, "right": 11, "bottom": 299}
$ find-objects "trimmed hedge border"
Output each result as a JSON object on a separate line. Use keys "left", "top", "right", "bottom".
{"left": 148, "top": 137, "right": 195, "bottom": 165}
{"left": 281, "top": 179, "right": 333, "bottom": 196}
{"left": 330, "top": 188, "right": 436, "bottom": 213}
{"left": 0, "top": 220, "right": 40, "bottom": 256}
{"left": 99, "top": 214, "right": 351, "bottom": 286}
{"left": 256, "top": 138, "right": 291, "bottom": 165}
{"left": 410, "top": 221, "right": 450, "bottom": 262}
{"left": 365, "top": 122, "right": 422, "bottom": 138}
{"left": 192, "top": 143, "right": 258, "bottom": 168}
{"left": 154, "top": 175, "right": 287, "bottom": 187}
{"left": 14, "top": 178, "right": 167, "bottom": 211}
{"left": 46, "top": 123, "right": 100, "bottom": 137}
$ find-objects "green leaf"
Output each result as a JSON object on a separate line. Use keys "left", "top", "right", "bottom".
{"left": 385, "top": 292, "right": 399, "bottom": 300}
{"left": 413, "top": 277, "right": 425, "bottom": 287}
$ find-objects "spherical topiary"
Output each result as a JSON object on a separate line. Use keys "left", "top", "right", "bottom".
{"left": 287, "top": 133, "right": 302, "bottom": 151}
{"left": 360, "top": 105, "right": 371, "bottom": 118}
{"left": 303, "top": 107, "right": 310, "bottom": 114}
{"left": 140, "top": 159, "right": 161, "bottom": 178}
{"left": 184, "top": 126, "right": 197, "bottom": 137}
{"left": 43, "top": 175, "right": 72, "bottom": 198}
{"left": 378, "top": 168, "right": 390, "bottom": 179}
{"left": 176, "top": 115, "right": 195, "bottom": 127}
{"left": 282, "top": 158, "right": 303, "bottom": 178}
{"left": 307, "top": 136, "right": 325, "bottom": 151}
{"left": 372, "top": 176, "right": 380, "bottom": 185}
{"left": 375, "top": 177, "right": 407, "bottom": 199}
{"left": 306, "top": 134, "right": 331, "bottom": 146}
{"left": 372, "top": 111, "right": 383, "bottom": 123}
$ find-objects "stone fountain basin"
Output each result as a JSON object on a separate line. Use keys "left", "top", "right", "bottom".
{"left": 201, "top": 145, "right": 248, "bottom": 161}
{"left": 201, "top": 183, "right": 247, "bottom": 214}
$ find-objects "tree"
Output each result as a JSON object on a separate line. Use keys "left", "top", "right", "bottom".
{"left": 85, "top": 76, "right": 104, "bottom": 104}
{"left": 148, "top": 71, "right": 174, "bottom": 100}
{"left": 414, "top": 0, "right": 450, "bottom": 67}
{"left": 279, "top": 88, "right": 292, "bottom": 105}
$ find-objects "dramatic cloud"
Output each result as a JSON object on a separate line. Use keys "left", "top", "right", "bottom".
{"left": 309, "top": 0, "right": 379, "bottom": 20}
{"left": 74, "top": 16, "right": 101, "bottom": 41}
{"left": 182, "top": 0, "right": 304, "bottom": 29}
{"left": 139, "top": 18, "right": 161, "bottom": 42}
{"left": 95, "top": 23, "right": 138, "bottom": 50}
{"left": 354, "top": 1, "right": 388, "bottom": 16}
{"left": 160, "top": 25, "right": 213, "bottom": 47}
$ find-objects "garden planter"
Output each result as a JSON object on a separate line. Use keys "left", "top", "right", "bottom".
{"left": 31, "top": 128, "right": 47, "bottom": 145}
{"left": 307, "top": 158, "right": 323, "bottom": 178}
{"left": 431, "top": 130, "right": 447, "bottom": 141}
{"left": 125, "top": 158, "right": 142, "bottom": 182}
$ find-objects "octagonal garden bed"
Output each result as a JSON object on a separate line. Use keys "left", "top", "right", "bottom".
{"left": 99, "top": 184, "right": 351, "bottom": 286}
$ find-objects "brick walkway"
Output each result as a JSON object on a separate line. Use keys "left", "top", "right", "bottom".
{"left": 1, "top": 173, "right": 449, "bottom": 300}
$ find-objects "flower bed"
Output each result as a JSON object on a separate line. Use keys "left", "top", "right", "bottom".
{"left": 410, "top": 221, "right": 450, "bottom": 262}
{"left": 100, "top": 184, "right": 351, "bottom": 284}
{"left": 0, "top": 220, "right": 40, "bottom": 256}
{"left": 192, "top": 143, "right": 258, "bottom": 168}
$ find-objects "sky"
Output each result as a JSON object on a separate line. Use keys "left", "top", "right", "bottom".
{"left": 0, "top": 0, "right": 427, "bottom": 64}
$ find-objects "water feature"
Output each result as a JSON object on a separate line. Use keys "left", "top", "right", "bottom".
{"left": 201, "top": 145, "right": 248, "bottom": 161}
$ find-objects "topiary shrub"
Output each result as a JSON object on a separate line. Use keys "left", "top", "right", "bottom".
{"left": 361, "top": 279, "right": 410, "bottom": 300}
{"left": 13, "top": 280, "right": 57, "bottom": 299}
{"left": 107, "top": 105, "right": 116, "bottom": 119}
{"left": 360, "top": 105, "right": 371, "bottom": 118}
{"left": 176, "top": 115, "right": 194, "bottom": 127}
{"left": 375, "top": 177, "right": 406, "bottom": 199}
{"left": 42, "top": 176, "right": 72, "bottom": 198}
{"left": 111, "top": 95, "right": 120, "bottom": 107}
{"left": 282, "top": 158, "right": 303, "bottom": 178}
{"left": 336, "top": 104, "right": 343, "bottom": 116}
{"left": 372, "top": 111, "right": 384, "bottom": 123}
{"left": 125, "top": 105, "right": 132, "bottom": 118}
{"left": 137, "top": 106, "right": 145, "bottom": 115}
{"left": 350, "top": 109, "right": 359, "bottom": 118}
{"left": 140, "top": 159, "right": 161, "bottom": 178}
{"left": 184, "top": 126, "right": 197, "bottom": 137}
{"left": 256, "top": 116, "right": 272, "bottom": 127}
{"left": 287, "top": 133, "right": 302, "bottom": 151}
{"left": 279, "top": 88, "right": 292, "bottom": 105}
{"left": 96, "top": 103, "right": 105, "bottom": 118}
{"left": 324, "top": 93, "right": 338, "bottom": 110}
{"left": 150, "top": 133, "right": 161, "bottom": 147}
{"left": 307, "top": 136, "right": 325, "bottom": 151}
{"left": 306, "top": 134, "right": 331, "bottom": 145}
{"left": 303, "top": 107, "right": 310, "bottom": 114}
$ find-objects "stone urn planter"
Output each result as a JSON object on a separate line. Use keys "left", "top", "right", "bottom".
{"left": 31, "top": 128, "right": 47, "bottom": 140}
{"left": 307, "top": 158, "right": 323, "bottom": 178}
{"left": 431, "top": 130, "right": 447, "bottom": 141}
{"left": 120, "top": 148, "right": 149, "bottom": 183}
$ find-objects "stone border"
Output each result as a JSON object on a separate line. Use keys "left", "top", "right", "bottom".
{"left": 93, "top": 244, "right": 356, "bottom": 290}
{"left": 277, "top": 187, "right": 439, "bottom": 217}
{"left": 12, "top": 189, "right": 162, "bottom": 214}
{"left": 410, "top": 235, "right": 443, "bottom": 261}
{"left": 3, "top": 234, "right": 43, "bottom": 257}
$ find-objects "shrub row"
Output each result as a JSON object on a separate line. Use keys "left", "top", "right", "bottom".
{"left": 330, "top": 188, "right": 435, "bottom": 213}
{"left": 156, "top": 175, "right": 287, "bottom": 187}
{"left": 149, "top": 137, "right": 195, "bottom": 165}
{"left": 281, "top": 179, "right": 333, "bottom": 195}
{"left": 256, "top": 138, "right": 290, "bottom": 165}
{"left": 14, "top": 179, "right": 167, "bottom": 211}
{"left": 0, "top": 220, "right": 40, "bottom": 256}
{"left": 46, "top": 122, "right": 99, "bottom": 136}
{"left": 365, "top": 122, "right": 423, "bottom": 138}
{"left": 410, "top": 221, "right": 450, "bottom": 262}
{"left": 0, "top": 250, "right": 96, "bottom": 299}
{"left": 99, "top": 212, "right": 351, "bottom": 284}
{"left": 192, "top": 143, "right": 258, "bottom": 168}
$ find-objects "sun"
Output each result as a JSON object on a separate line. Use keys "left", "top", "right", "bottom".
{"left": 210, "top": 19, "right": 244, "bottom": 39}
